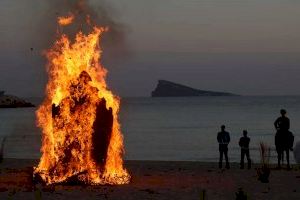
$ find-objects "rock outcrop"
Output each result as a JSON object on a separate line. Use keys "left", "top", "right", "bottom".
{"left": 151, "top": 80, "right": 238, "bottom": 97}
{"left": 0, "top": 92, "right": 34, "bottom": 108}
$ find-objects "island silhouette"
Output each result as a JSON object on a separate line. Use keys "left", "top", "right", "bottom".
{"left": 151, "top": 80, "right": 239, "bottom": 97}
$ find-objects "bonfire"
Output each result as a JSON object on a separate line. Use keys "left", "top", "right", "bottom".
{"left": 33, "top": 13, "right": 130, "bottom": 185}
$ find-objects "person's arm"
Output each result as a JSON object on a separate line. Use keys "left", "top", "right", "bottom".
{"left": 239, "top": 138, "right": 242, "bottom": 147}
{"left": 274, "top": 118, "right": 279, "bottom": 130}
{"left": 217, "top": 133, "right": 221, "bottom": 143}
{"left": 287, "top": 118, "right": 290, "bottom": 130}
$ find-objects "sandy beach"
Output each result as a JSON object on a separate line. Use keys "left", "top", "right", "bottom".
{"left": 0, "top": 159, "right": 298, "bottom": 199}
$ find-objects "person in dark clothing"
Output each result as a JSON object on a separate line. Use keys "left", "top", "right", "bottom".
{"left": 217, "top": 125, "right": 230, "bottom": 169}
{"left": 239, "top": 130, "right": 251, "bottom": 169}
{"left": 274, "top": 109, "right": 291, "bottom": 169}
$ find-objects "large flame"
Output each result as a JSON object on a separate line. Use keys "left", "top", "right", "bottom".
{"left": 34, "top": 18, "right": 130, "bottom": 185}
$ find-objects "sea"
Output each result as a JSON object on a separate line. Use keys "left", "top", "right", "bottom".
{"left": 0, "top": 96, "right": 300, "bottom": 164}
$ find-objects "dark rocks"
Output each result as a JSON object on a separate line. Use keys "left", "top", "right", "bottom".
{"left": 0, "top": 92, "right": 34, "bottom": 108}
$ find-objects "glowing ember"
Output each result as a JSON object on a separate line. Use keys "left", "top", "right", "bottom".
{"left": 58, "top": 14, "right": 75, "bottom": 26}
{"left": 34, "top": 14, "right": 130, "bottom": 185}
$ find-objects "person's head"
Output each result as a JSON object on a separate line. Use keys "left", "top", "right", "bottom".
{"left": 280, "top": 109, "right": 287, "bottom": 116}
{"left": 221, "top": 125, "right": 225, "bottom": 131}
{"left": 243, "top": 130, "right": 247, "bottom": 137}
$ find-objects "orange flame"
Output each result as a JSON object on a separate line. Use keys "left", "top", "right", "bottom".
{"left": 58, "top": 14, "right": 75, "bottom": 26}
{"left": 34, "top": 23, "right": 130, "bottom": 185}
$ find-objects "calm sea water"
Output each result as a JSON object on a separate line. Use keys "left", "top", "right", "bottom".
{"left": 0, "top": 96, "right": 299, "bottom": 163}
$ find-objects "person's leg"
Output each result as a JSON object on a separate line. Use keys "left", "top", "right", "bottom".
{"left": 219, "top": 151, "right": 223, "bottom": 169}
{"left": 277, "top": 147, "right": 281, "bottom": 168}
{"left": 246, "top": 150, "right": 251, "bottom": 169}
{"left": 240, "top": 150, "right": 245, "bottom": 169}
{"left": 224, "top": 149, "right": 230, "bottom": 169}
{"left": 286, "top": 149, "right": 290, "bottom": 169}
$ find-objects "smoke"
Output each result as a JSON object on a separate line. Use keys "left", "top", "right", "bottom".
{"left": 38, "top": 0, "right": 129, "bottom": 60}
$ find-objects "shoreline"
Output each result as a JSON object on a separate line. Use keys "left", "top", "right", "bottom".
{"left": 0, "top": 159, "right": 299, "bottom": 199}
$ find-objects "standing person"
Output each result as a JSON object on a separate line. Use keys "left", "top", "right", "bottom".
{"left": 239, "top": 130, "right": 251, "bottom": 169}
{"left": 274, "top": 109, "right": 291, "bottom": 169}
{"left": 217, "top": 125, "right": 230, "bottom": 169}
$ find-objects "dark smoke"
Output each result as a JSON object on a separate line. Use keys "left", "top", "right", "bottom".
{"left": 38, "top": 0, "right": 129, "bottom": 60}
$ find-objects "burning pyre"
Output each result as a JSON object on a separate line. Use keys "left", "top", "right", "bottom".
{"left": 33, "top": 13, "right": 130, "bottom": 185}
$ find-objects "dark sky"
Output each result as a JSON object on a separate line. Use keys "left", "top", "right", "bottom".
{"left": 1, "top": 0, "right": 300, "bottom": 97}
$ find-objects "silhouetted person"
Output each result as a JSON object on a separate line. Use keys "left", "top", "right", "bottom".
{"left": 0, "top": 137, "right": 6, "bottom": 163}
{"left": 274, "top": 109, "right": 291, "bottom": 169}
{"left": 239, "top": 130, "right": 251, "bottom": 169}
{"left": 217, "top": 125, "right": 230, "bottom": 169}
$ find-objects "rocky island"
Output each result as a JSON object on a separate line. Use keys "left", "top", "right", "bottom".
{"left": 0, "top": 91, "right": 34, "bottom": 108}
{"left": 151, "top": 80, "right": 239, "bottom": 97}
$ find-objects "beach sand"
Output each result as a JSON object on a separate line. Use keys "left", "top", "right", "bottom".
{"left": 0, "top": 159, "right": 299, "bottom": 200}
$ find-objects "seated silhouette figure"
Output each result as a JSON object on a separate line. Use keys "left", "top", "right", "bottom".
{"left": 239, "top": 130, "right": 251, "bottom": 169}
{"left": 217, "top": 125, "right": 230, "bottom": 169}
{"left": 274, "top": 109, "right": 294, "bottom": 169}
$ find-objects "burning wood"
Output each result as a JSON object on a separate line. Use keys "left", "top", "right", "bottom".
{"left": 33, "top": 13, "right": 130, "bottom": 185}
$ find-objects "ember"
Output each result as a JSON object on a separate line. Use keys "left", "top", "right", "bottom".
{"left": 57, "top": 14, "right": 74, "bottom": 26}
{"left": 33, "top": 12, "right": 130, "bottom": 185}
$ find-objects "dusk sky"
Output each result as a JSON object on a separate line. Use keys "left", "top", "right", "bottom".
{"left": 1, "top": 0, "right": 300, "bottom": 97}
